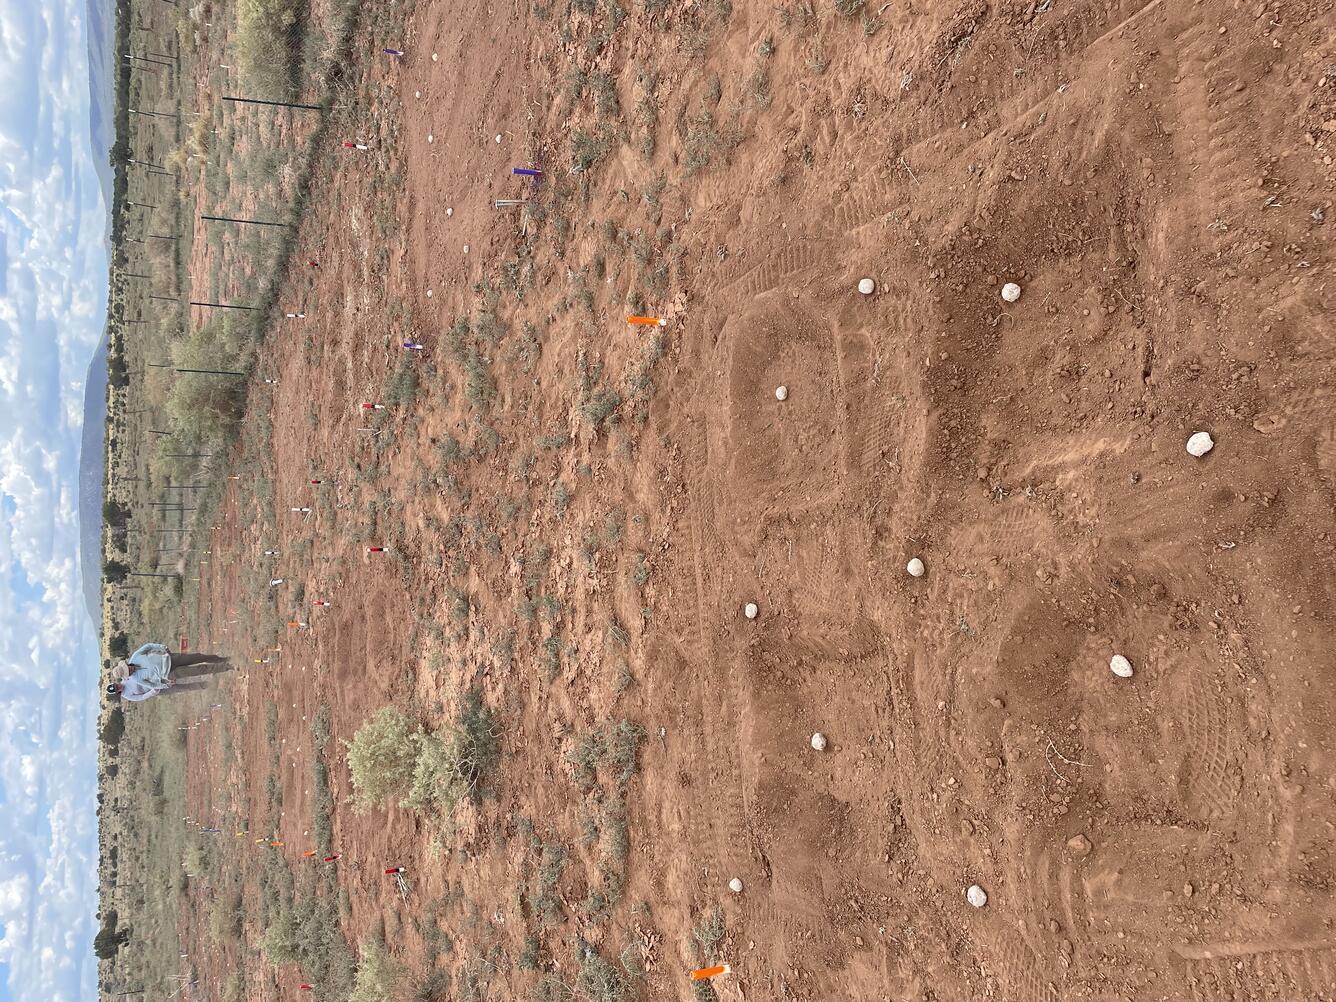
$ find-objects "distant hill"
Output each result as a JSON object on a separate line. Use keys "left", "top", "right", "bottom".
{"left": 79, "top": 0, "right": 114, "bottom": 627}
{"left": 78, "top": 336, "right": 108, "bottom": 625}
{"left": 84, "top": 0, "right": 115, "bottom": 227}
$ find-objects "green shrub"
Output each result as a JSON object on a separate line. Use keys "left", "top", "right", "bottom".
{"left": 346, "top": 707, "right": 421, "bottom": 812}
{"left": 403, "top": 688, "right": 499, "bottom": 811}
{"left": 568, "top": 720, "right": 645, "bottom": 792}
{"left": 591, "top": 72, "right": 619, "bottom": 116}
{"left": 456, "top": 687, "right": 500, "bottom": 786}
{"left": 463, "top": 345, "right": 495, "bottom": 407}
{"left": 566, "top": 67, "right": 589, "bottom": 100}
{"left": 100, "top": 706, "right": 126, "bottom": 748}
{"left": 237, "top": 0, "right": 303, "bottom": 99}
{"left": 576, "top": 939, "right": 634, "bottom": 1002}
{"left": 262, "top": 909, "right": 299, "bottom": 964}
{"left": 92, "top": 911, "right": 128, "bottom": 960}
{"left": 684, "top": 113, "right": 726, "bottom": 176}
{"left": 209, "top": 886, "right": 244, "bottom": 941}
{"left": 572, "top": 128, "right": 612, "bottom": 171}
{"left": 107, "top": 631, "right": 129, "bottom": 659}
{"left": 347, "top": 696, "right": 498, "bottom": 816}
{"left": 690, "top": 906, "right": 725, "bottom": 961}
{"left": 311, "top": 703, "right": 332, "bottom": 748}
{"left": 184, "top": 842, "right": 209, "bottom": 875}
{"left": 403, "top": 730, "right": 464, "bottom": 813}
{"left": 385, "top": 358, "right": 420, "bottom": 407}
{"left": 409, "top": 969, "right": 452, "bottom": 1001}
{"left": 437, "top": 434, "right": 465, "bottom": 467}
{"left": 583, "top": 389, "right": 622, "bottom": 429}
{"left": 349, "top": 939, "right": 400, "bottom": 1002}
{"left": 165, "top": 315, "right": 253, "bottom": 446}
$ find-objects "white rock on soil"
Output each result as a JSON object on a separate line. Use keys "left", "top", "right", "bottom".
{"left": 728, "top": 878, "right": 744, "bottom": 893}
{"left": 811, "top": 732, "right": 828, "bottom": 752}
{"left": 1186, "top": 431, "right": 1214, "bottom": 457}
{"left": 1001, "top": 282, "right": 1022, "bottom": 303}
{"left": 1110, "top": 654, "right": 1134, "bottom": 678}
{"left": 966, "top": 884, "right": 988, "bottom": 908}
{"left": 446, "top": 207, "right": 453, "bottom": 217}
{"left": 906, "top": 557, "right": 926, "bottom": 578}
{"left": 775, "top": 385, "right": 788, "bottom": 401}
{"left": 858, "top": 277, "right": 876, "bottom": 295}
{"left": 744, "top": 602, "right": 759, "bottom": 620}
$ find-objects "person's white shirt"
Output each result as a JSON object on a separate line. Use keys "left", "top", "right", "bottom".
{"left": 126, "top": 643, "right": 171, "bottom": 684}
{"left": 121, "top": 672, "right": 166, "bottom": 702}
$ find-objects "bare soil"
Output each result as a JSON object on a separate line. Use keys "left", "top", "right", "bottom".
{"left": 178, "top": 1, "right": 1336, "bottom": 999}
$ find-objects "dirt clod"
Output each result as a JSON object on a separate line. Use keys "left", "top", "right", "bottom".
{"left": 1067, "top": 834, "right": 1093, "bottom": 856}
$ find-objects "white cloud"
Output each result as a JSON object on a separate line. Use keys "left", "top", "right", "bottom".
{"left": 0, "top": 0, "right": 107, "bottom": 996}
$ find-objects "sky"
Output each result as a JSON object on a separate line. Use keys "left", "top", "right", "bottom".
{"left": 0, "top": 0, "right": 108, "bottom": 996}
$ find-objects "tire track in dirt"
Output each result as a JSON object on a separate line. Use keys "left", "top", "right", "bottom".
{"left": 1180, "top": 944, "right": 1336, "bottom": 1001}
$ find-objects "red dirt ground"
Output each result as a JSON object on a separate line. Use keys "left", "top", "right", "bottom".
{"left": 177, "top": 1, "right": 1336, "bottom": 999}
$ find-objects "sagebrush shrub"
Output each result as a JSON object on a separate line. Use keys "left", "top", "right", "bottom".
{"left": 347, "top": 694, "right": 498, "bottom": 815}
{"left": 261, "top": 910, "right": 299, "bottom": 964}
{"left": 346, "top": 707, "right": 420, "bottom": 812}
{"left": 349, "top": 939, "right": 399, "bottom": 1002}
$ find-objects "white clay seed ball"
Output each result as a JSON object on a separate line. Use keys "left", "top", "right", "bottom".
{"left": 728, "top": 878, "right": 744, "bottom": 894}
{"left": 858, "top": 277, "right": 876, "bottom": 295}
{"left": 427, "top": 134, "right": 434, "bottom": 144}
{"left": 495, "top": 133, "right": 502, "bottom": 144}
{"left": 1110, "top": 654, "right": 1134, "bottom": 679}
{"left": 1001, "top": 282, "right": 1022, "bottom": 303}
{"left": 810, "top": 732, "right": 828, "bottom": 752}
{"left": 775, "top": 385, "right": 788, "bottom": 401}
{"left": 743, "top": 602, "right": 759, "bottom": 620}
{"left": 966, "top": 884, "right": 988, "bottom": 908}
{"left": 1186, "top": 431, "right": 1214, "bottom": 457}
{"left": 446, "top": 207, "right": 453, "bottom": 217}
{"left": 906, "top": 557, "right": 926, "bottom": 578}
